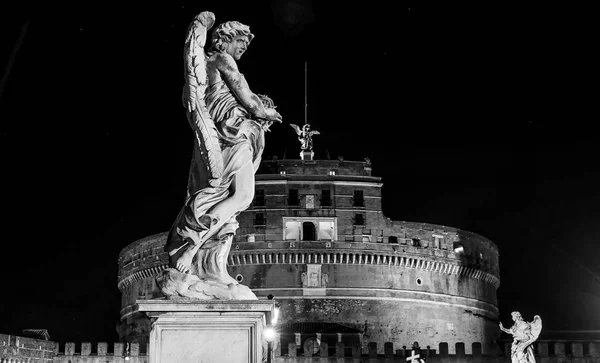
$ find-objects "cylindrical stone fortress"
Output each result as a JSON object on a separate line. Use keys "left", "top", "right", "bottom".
{"left": 118, "top": 158, "right": 500, "bottom": 354}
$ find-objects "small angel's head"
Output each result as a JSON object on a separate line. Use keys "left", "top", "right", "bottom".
{"left": 511, "top": 311, "right": 522, "bottom": 322}
{"left": 210, "top": 21, "right": 254, "bottom": 60}
{"left": 302, "top": 124, "right": 311, "bottom": 132}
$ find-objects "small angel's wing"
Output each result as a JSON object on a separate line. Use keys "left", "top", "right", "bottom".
{"left": 530, "top": 315, "right": 542, "bottom": 342}
{"left": 290, "top": 124, "right": 302, "bottom": 136}
{"left": 310, "top": 130, "right": 321, "bottom": 135}
{"left": 183, "top": 11, "right": 223, "bottom": 185}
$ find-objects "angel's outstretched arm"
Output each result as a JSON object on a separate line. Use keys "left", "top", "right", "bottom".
{"left": 498, "top": 322, "right": 512, "bottom": 335}
{"left": 215, "top": 53, "right": 280, "bottom": 121}
{"left": 290, "top": 124, "right": 302, "bottom": 135}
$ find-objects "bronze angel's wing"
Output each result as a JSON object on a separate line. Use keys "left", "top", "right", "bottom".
{"left": 290, "top": 124, "right": 302, "bottom": 136}
{"left": 183, "top": 11, "right": 223, "bottom": 186}
{"left": 530, "top": 315, "right": 542, "bottom": 342}
{"left": 310, "top": 130, "right": 321, "bottom": 135}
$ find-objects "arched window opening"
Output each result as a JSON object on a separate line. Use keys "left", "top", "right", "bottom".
{"left": 303, "top": 222, "right": 316, "bottom": 241}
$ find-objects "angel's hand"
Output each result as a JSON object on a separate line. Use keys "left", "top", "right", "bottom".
{"left": 265, "top": 108, "right": 282, "bottom": 123}
{"left": 261, "top": 120, "right": 273, "bottom": 132}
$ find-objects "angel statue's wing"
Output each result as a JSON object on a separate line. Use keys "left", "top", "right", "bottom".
{"left": 311, "top": 130, "right": 321, "bottom": 135}
{"left": 530, "top": 315, "right": 542, "bottom": 343}
{"left": 290, "top": 124, "right": 302, "bottom": 136}
{"left": 183, "top": 11, "right": 223, "bottom": 186}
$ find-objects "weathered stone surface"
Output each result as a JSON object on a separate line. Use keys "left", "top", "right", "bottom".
{"left": 137, "top": 299, "right": 274, "bottom": 363}
{"left": 119, "top": 158, "right": 501, "bottom": 352}
{"left": 156, "top": 268, "right": 257, "bottom": 300}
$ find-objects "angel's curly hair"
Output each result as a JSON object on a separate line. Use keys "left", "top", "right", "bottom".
{"left": 209, "top": 21, "right": 254, "bottom": 53}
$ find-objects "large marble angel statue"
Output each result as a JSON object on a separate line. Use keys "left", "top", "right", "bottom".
{"left": 499, "top": 311, "right": 542, "bottom": 363}
{"left": 158, "top": 11, "right": 282, "bottom": 300}
{"left": 290, "top": 123, "right": 319, "bottom": 151}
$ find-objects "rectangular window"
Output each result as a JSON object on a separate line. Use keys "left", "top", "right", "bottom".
{"left": 284, "top": 221, "right": 300, "bottom": 240}
{"left": 321, "top": 189, "right": 331, "bottom": 207}
{"left": 318, "top": 221, "right": 334, "bottom": 240}
{"left": 354, "top": 213, "right": 365, "bottom": 225}
{"left": 254, "top": 189, "right": 265, "bottom": 207}
{"left": 353, "top": 190, "right": 364, "bottom": 207}
{"left": 254, "top": 212, "right": 265, "bottom": 226}
{"left": 288, "top": 189, "right": 299, "bottom": 206}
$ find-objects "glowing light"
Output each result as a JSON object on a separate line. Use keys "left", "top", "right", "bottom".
{"left": 264, "top": 327, "right": 276, "bottom": 342}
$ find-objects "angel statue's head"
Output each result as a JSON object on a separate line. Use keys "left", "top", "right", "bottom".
{"left": 210, "top": 21, "right": 254, "bottom": 60}
{"left": 511, "top": 311, "right": 522, "bottom": 322}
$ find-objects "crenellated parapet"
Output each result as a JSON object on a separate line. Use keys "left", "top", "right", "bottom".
{"left": 273, "top": 340, "right": 600, "bottom": 362}
{"left": 3, "top": 339, "right": 600, "bottom": 362}
{"left": 53, "top": 342, "right": 146, "bottom": 362}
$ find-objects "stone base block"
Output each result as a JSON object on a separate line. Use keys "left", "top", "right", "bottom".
{"left": 137, "top": 299, "right": 275, "bottom": 363}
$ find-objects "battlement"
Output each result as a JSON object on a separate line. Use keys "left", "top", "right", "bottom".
{"left": 258, "top": 159, "right": 374, "bottom": 177}
{"left": 5, "top": 338, "right": 598, "bottom": 362}
{"left": 53, "top": 342, "right": 146, "bottom": 362}
{"left": 275, "top": 340, "right": 600, "bottom": 362}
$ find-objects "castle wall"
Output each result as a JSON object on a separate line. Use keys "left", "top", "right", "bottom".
{"left": 0, "top": 334, "right": 57, "bottom": 362}
{"left": 4, "top": 338, "right": 600, "bottom": 363}
{"left": 117, "top": 159, "right": 501, "bottom": 351}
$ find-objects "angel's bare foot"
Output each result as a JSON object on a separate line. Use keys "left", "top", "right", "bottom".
{"left": 176, "top": 247, "right": 196, "bottom": 273}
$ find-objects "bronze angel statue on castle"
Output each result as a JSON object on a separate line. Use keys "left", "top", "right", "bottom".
{"left": 157, "top": 11, "right": 282, "bottom": 300}
{"left": 499, "top": 312, "right": 542, "bottom": 363}
{"left": 290, "top": 123, "right": 319, "bottom": 152}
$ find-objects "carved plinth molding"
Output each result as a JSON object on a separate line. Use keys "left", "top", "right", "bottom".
{"left": 137, "top": 300, "right": 275, "bottom": 363}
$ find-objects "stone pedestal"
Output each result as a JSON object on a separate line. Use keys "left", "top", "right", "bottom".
{"left": 137, "top": 299, "right": 275, "bottom": 363}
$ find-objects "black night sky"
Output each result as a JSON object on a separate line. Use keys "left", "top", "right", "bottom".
{"left": 0, "top": 2, "right": 598, "bottom": 344}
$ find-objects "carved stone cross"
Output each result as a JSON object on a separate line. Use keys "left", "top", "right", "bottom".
{"left": 406, "top": 350, "right": 424, "bottom": 362}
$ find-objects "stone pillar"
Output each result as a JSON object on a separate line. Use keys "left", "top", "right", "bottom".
{"left": 537, "top": 342, "right": 549, "bottom": 356}
{"left": 97, "top": 342, "right": 107, "bottom": 356}
{"left": 555, "top": 342, "right": 565, "bottom": 357}
{"left": 130, "top": 342, "right": 140, "bottom": 356}
{"left": 65, "top": 342, "right": 75, "bottom": 356}
{"left": 352, "top": 343, "right": 361, "bottom": 358}
{"left": 81, "top": 342, "right": 91, "bottom": 356}
{"left": 138, "top": 300, "right": 275, "bottom": 363}
{"left": 274, "top": 340, "right": 281, "bottom": 357}
{"left": 589, "top": 342, "right": 600, "bottom": 357}
{"left": 336, "top": 342, "right": 345, "bottom": 357}
{"left": 572, "top": 342, "right": 583, "bottom": 357}
{"left": 288, "top": 343, "right": 297, "bottom": 357}
{"left": 114, "top": 342, "right": 124, "bottom": 357}
{"left": 303, "top": 339, "right": 313, "bottom": 356}
{"left": 319, "top": 341, "right": 329, "bottom": 357}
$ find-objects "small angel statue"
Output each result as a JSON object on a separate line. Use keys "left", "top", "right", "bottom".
{"left": 290, "top": 123, "right": 320, "bottom": 151}
{"left": 499, "top": 311, "right": 542, "bottom": 363}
